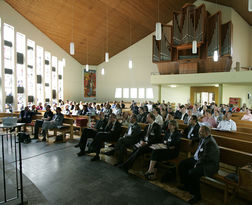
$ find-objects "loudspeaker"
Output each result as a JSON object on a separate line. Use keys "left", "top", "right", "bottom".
{"left": 5, "top": 96, "right": 13, "bottom": 104}
{"left": 45, "top": 98, "right": 50, "bottom": 103}
{"left": 45, "top": 83, "right": 49, "bottom": 87}
{"left": 27, "top": 46, "right": 33, "bottom": 50}
{"left": 5, "top": 68, "right": 13, "bottom": 75}
{"left": 4, "top": 40, "right": 12, "bottom": 47}
{"left": 28, "top": 96, "right": 34, "bottom": 103}
{"left": 45, "top": 60, "right": 49, "bottom": 65}
{"left": 17, "top": 87, "right": 24, "bottom": 93}
{"left": 52, "top": 90, "right": 56, "bottom": 99}
{"left": 27, "top": 65, "right": 33, "bottom": 69}
{"left": 17, "top": 52, "right": 24, "bottom": 64}
{"left": 37, "top": 75, "right": 42, "bottom": 84}
{"left": 52, "top": 67, "right": 56, "bottom": 72}
{"left": 58, "top": 75, "right": 62, "bottom": 80}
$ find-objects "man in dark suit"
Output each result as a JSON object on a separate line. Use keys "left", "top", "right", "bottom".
{"left": 137, "top": 107, "right": 147, "bottom": 123}
{"left": 76, "top": 112, "right": 108, "bottom": 156}
{"left": 182, "top": 115, "right": 200, "bottom": 143}
{"left": 34, "top": 105, "right": 53, "bottom": 139}
{"left": 90, "top": 113, "right": 121, "bottom": 161}
{"left": 14, "top": 106, "right": 34, "bottom": 132}
{"left": 114, "top": 114, "right": 141, "bottom": 165}
{"left": 178, "top": 126, "right": 219, "bottom": 204}
{"left": 119, "top": 113, "right": 162, "bottom": 172}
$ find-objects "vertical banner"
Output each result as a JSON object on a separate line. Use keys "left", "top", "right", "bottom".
{"left": 84, "top": 70, "right": 96, "bottom": 98}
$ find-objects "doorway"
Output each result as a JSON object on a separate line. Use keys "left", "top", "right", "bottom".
{"left": 190, "top": 86, "right": 219, "bottom": 105}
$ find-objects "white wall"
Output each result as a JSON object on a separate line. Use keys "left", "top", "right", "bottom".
{"left": 96, "top": 34, "right": 159, "bottom": 102}
{"left": 0, "top": 0, "right": 83, "bottom": 102}
{"left": 222, "top": 85, "right": 252, "bottom": 108}
{"left": 195, "top": 0, "right": 252, "bottom": 68}
{"left": 161, "top": 86, "right": 190, "bottom": 105}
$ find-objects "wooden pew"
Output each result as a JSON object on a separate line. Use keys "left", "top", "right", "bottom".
{"left": 213, "top": 135, "right": 252, "bottom": 154}
{"left": 47, "top": 118, "right": 74, "bottom": 142}
{"left": 202, "top": 146, "right": 252, "bottom": 203}
{"left": 211, "top": 129, "right": 252, "bottom": 142}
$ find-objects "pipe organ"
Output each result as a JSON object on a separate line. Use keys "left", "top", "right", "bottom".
{"left": 153, "top": 3, "right": 233, "bottom": 75}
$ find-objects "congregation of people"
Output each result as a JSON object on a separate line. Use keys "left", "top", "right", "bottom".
{"left": 11, "top": 99, "right": 252, "bottom": 204}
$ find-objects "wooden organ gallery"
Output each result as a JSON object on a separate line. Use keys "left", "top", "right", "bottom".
{"left": 153, "top": 3, "right": 233, "bottom": 75}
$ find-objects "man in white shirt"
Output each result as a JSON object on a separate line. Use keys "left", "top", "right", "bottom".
{"left": 217, "top": 111, "right": 237, "bottom": 131}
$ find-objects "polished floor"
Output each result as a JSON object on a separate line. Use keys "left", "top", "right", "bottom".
{"left": 1, "top": 136, "right": 189, "bottom": 205}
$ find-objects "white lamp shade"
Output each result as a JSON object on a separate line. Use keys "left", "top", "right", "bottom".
{"left": 128, "top": 59, "right": 133, "bottom": 69}
{"left": 213, "top": 50, "right": 219, "bottom": 62}
{"left": 70, "top": 42, "right": 75, "bottom": 55}
{"left": 101, "top": 68, "right": 105, "bottom": 75}
{"left": 105, "top": 52, "right": 109, "bottom": 62}
{"left": 85, "top": 64, "right": 89, "bottom": 71}
{"left": 155, "top": 22, "right": 162, "bottom": 41}
{"left": 192, "top": 40, "right": 197, "bottom": 54}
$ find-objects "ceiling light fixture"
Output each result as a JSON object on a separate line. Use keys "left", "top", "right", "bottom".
{"left": 170, "top": 85, "right": 177, "bottom": 88}
{"left": 101, "top": 68, "right": 105, "bottom": 75}
{"left": 86, "top": 39, "right": 89, "bottom": 71}
{"left": 155, "top": 0, "right": 162, "bottom": 41}
{"left": 128, "top": 19, "right": 133, "bottom": 69}
{"left": 70, "top": 3, "right": 75, "bottom": 55}
{"left": 105, "top": 8, "right": 109, "bottom": 62}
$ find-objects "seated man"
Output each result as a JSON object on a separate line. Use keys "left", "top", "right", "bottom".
{"left": 178, "top": 126, "right": 219, "bottom": 204}
{"left": 76, "top": 112, "right": 108, "bottom": 156}
{"left": 182, "top": 115, "right": 200, "bottom": 143}
{"left": 145, "top": 120, "right": 181, "bottom": 180}
{"left": 113, "top": 114, "right": 141, "bottom": 165}
{"left": 217, "top": 111, "right": 237, "bottom": 131}
{"left": 202, "top": 109, "right": 217, "bottom": 128}
{"left": 33, "top": 105, "right": 53, "bottom": 139}
{"left": 119, "top": 113, "right": 162, "bottom": 172}
{"left": 12, "top": 106, "right": 33, "bottom": 132}
{"left": 41, "top": 107, "right": 64, "bottom": 141}
{"left": 90, "top": 113, "right": 121, "bottom": 161}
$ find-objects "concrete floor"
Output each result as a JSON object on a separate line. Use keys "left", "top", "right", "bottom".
{"left": 1, "top": 137, "right": 189, "bottom": 205}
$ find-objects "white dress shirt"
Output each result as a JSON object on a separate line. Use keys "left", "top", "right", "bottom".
{"left": 217, "top": 119, "right": 237, "bottom": 131}
{"left": 155, "top": 114, "right": 163, "bottom": 126}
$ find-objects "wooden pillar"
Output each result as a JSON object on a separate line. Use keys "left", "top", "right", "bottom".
{"left": 218, "top": 84, "right": 223, "bottom": 106}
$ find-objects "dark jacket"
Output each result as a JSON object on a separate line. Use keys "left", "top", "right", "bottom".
{"left": 95, "top": 118, "right": 108, "bottom": 131}
{"left": 105, "top": 120, "right": 121, "bottom": 139}
{"left": 124, "top": 122, "right": 141, "bottom": 143}
{"left": 52, "top": 113, "right": 64, "bottom": 127}
{"left": 137, "top": 113, "right": 147, "bottom": 123}
{"left": 164, "top": 129, "right": 182, "bottom": 158}
{"left": 43, "top": 110, "right": 54, "bottom": 121}
{"left": 141, "top": 122, "right": 162, "bottom": 145}
{"left": 19, "top": 110, "right": 33, "bottom": 123}
{"left": 196, "top": 135, "right": 219, "bottom": 177}
{"left": 183, "top": 122, "right": 200, "bottom": 143}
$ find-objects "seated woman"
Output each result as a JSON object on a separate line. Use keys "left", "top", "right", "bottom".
{"left": 241, "top": 108, "right": 252, "bottom": 121}
{"left": 145, "top": 120, "right": 181, "bottom": 180}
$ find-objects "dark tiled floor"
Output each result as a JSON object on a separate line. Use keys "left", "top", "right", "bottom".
{"left": 1, "top": 137, "right": 188, "bottom": 205}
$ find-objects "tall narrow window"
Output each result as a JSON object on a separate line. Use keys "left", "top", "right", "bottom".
{"left": 130, "top": 88, "right": 137, "bottom": 99}
{"left": 27, "top": 39, "right": 35, "bottom": 106}
{"left": 58, "top": 59, "right": 64, "bottom": 101}
{"left": 3, "top": 23, "right": 15, "bottom": 112}
{"left": 146, "top": 88, "right": 154, "bottom": 99}
{"left": 36, "top": 46, "right": 44, "bottom": 105}
{"left": 51, "top": 56, "right": 57, "bottom": 104}
{"left": 16, "top": 32, "right": 26, "bottom": 110}
{"left": 123, "top": 88, "right": 129, "bottom": 98}
{"left": 44, "top": 51, "right": 51, "bottom": 104}
{"left": 0, "top": 18, "right": 2, "bottom": 111}
{"left": 115, "top": 88, "right": 122, "bottom": 98}
{"left": 138, "top": 88, "right": 145, "bottom": 99}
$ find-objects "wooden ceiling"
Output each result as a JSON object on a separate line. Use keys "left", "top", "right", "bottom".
{"left": 5, "top": 0, "right": 252, "bottom": 65}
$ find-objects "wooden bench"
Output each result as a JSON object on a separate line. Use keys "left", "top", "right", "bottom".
{"left": 211, "top": 129, "right": 252, "bottom": 142}
{"left": 202, "top": 146, "right": 252, "bottom": 203}
{"left": 24, "top": 114, "right": 43, "bottom": 134}
{"left": 47, "top": 118, "right": 74, "bottom": 142}
{"left": 213, "top": 135, "right": 252, "bottom": 154}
